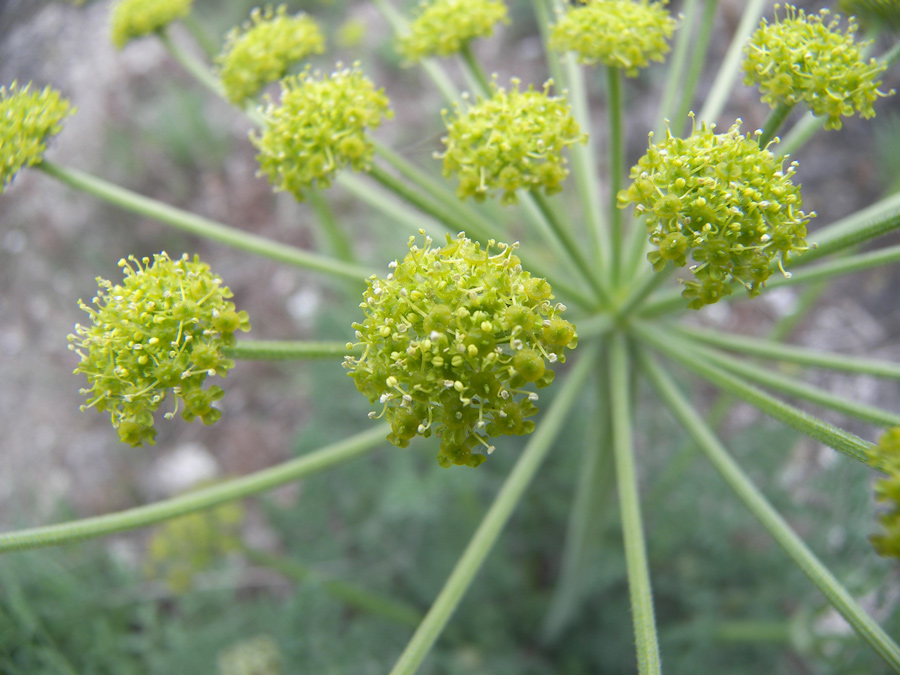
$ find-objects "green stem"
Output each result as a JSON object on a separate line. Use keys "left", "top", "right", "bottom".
{"left": 607, "top": 65, "right": 625, "bottom": 286}
{"left": 225, "top": 341, "right": 359, "bottom": 361}
{"left": 698, "top": 0, "right": 766, "bottom": 125}
{"left": 459, "top": 42, "right": 492, "bottom": 98}
{"left": 672, "top": 0, "right": 720, "bottom": 136}
{"left": 37, "top": 161, "right": 373, "bottom": 283}
{"left": 180, "top": 13, "right": 219, "bottom": 59}
{"left": 655, "top": 0, "right": 700, "bottom": 136}
{"left": 336, "top": 173, "right": 446, "bottom": 239}
{"left": 609, "top": 335, "right": 661, "bottom": 674}
{"left": 634, "top": 322, "right": 877, "bottom": 467}
{"left": 157, "top": 28, "right": 224, "bottom": 99}
{"left": 769, "top": 244, "right": 900, "bottom": 288}
{"left": 388, "top": 346, "right": 598, "bottom": 675}
{"left": 308, "top": 191, "right": 356, "bottom": 263}
{"left": 640, "top": 350, "right": 900, "bottom": 673}
{"left": 801, "top": 191, "right": 900, "bottom": 264}
{"left": 673, "top": 325, "right": 900, "bottom": 380}
{"left": 0, "top": 426, "right": 388, "bottom": 554}
{"left": 242, "top": 546, "right": 422, "bottom": 628}
{"left": 777, "top": 111, "right": 823, "bottom": 157}
{"left": 684, "top": 342, "right": 900, "bottom": 428}
{"left": 758, "top": 101, "right": 795, "bottom": 148}
{"left": 616, "top": 267, "right": 674, "bottom": 321}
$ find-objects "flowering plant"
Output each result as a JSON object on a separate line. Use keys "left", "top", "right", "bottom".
{"left": 2, "top": 0, "right": 900, "bottom": 671}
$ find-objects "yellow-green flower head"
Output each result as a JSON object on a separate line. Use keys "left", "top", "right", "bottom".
{"left": 398, "top": 0, "right": 509, "bottom": 62}
{"left": 68, "top": 252, "right": 251, "bottom": 447}
{"left": 839, "top": 0, "right": 900, "bottom": 33}
{"left": 253, "top": 63, "right": 392, "bottom": 202}
{"left": 1, "top": 82, "right": 73, "bottom": 193}
{"left": 438, "top": 78, "right": 586, "bottom": 205}
{"left": 110, "top": 0, "right": 192, "bottom": 49}
{"left": 618, "top": 119, "right": 812, "bottom": 309}
{"left": 868, "top": 427, "right": 900, "bottom": 559}
{"left": 216, "top": 5, "right": 326, "bottom": 105}
{"left": 344, "top": 231, "right": 577, "bottom": 469}
{"left": 218, "top": 635, "right": 282, "bottom": 675}
{"left": 743, "top": 4, "right": 893, "bottom": 130}
{"left": 549, "top": 0, "right": 677, "bottom": 76}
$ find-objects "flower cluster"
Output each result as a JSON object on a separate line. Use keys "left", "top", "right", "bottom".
{"left": 68, "top": 252, "right": 250, "bottom": 447}
{"left": 1, "top": 82, "right": 73, "bottom": 193}
{"left": 344, "top": 232, "right": 577, "bottom": 468}
{"left": 438, "top": 79, "right": 585, "bottom": 205}
{"left": 110, "top": 0, "right": 192, "bottom": 49}
{"left": 398, "top": 0, "right": 509, "bottom": 62}
{"left": 549, "top": 0, "right": 677, "bottom": 75}
{"left": 253, "top": 64, "right": 392, "bottom": 202}
{"left": 216, "top": 5, "right": 326, "bottom": 105}
{"left": 618, "top": 119, "right": 811, "bottom": 309}
{"left": 868, "top": 428, "right": 900, "bottom": 559}
{"left": 218, "top": 636, "right": 282, "bottom": 675}
{"left": 743, "top": 4, "right": 892, "bottom": 130}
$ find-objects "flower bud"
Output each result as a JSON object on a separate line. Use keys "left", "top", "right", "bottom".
{"left": 110, "top": 0, "right": 192, "bottom": 49}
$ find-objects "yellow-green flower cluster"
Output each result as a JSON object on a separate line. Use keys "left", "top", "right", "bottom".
{"left": 439, "top": 79, "right": 585, "bottom": 205}
{"left": 216, "top": 5, "right": 326, "bottom": 105}
{"left": 549, "top": 0, "right": 677, "bottom": 76}
{"left": 110, "top": 0, "right": 192, "bottom": 49}
{"left": 743, "top": 4, "right": 892, "bottom": 130}
{"left": 253, "top": 64, "right": 392, "bottom": 202}
{"left": 398, "top": 0, "right": 509, "bottom": 61}
{"left": 218, "top": 636, "right": 282, "bottom": 675}
{"left": 868, "top": 427, "right": 900, "bottom": 559}
{"left": 145, "top": 497, "right": 244, "bottom": 593}
{"left": 0, "top": 82, "right": 73, "bottom": 193}
{"left": 344, "top": 232, "right": 577, "bottom": 469}
{"left": 619, "top": 120, "right": 811, "bottom": 309}
{"left": 68, "top": 252, "right": 250, "bottom": 447}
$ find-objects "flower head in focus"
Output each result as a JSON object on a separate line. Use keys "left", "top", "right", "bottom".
{"left": 216, "top": 5, "right": 326, "bottom": 105}
{"left": 550, "top": 0, "right": 677, "bottom": 76}
{"left": 68, "top": 252, "right": 250, "bottom": 447}
{"left": 344, "top": 231, "right": 577, "bottom": 468}
{"left": 110, "top": 0, "right": 192, "bottom": 49}
{"left": 0, "top": 82, "right": 73, "bottom": 193}
{"left": 743, "top": 4, "right": 893, "bottom": 130}
{"left": 439, "top": 78, "right": 585, "bottom": 205}
{"left": 619, "top": 118, "right": 812, "bottom": 309}
{"left": 398, "top": 0, "right": 509, "bottom": 62}
{"left": 253, "top": 63, "right": 392, "bottom": 202}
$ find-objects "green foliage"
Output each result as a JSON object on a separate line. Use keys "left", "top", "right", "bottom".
{"left": 68, "top": 252, "right": 251, "bottom": 446}
{"left": 439, "top": 79, "right": 585, "bottom": 204}
{"left": 743, "top": 3, "right": 893, "bottom": 130}
{"left": 216, "top": 5, "right": 326, "bottom": 105}
{"left": 345, "top": 232, "right": 576, "bottom": 467}
{"left": 549, "top": 0, "right": 677, "bottom": 75}
{"left": 252, "top": 63, "right": 392, "bottom": 201}
{"left": 397, "top": 0, "right": 509, "bottom": 61}
{"left": 0, "top": 82, "right": 73, "bottom": 193}
{"left": 619, "top": 119, "right": 811, "bottom": 308}
{"left": 110, "top": 0, "right": 193, "bottom": 49}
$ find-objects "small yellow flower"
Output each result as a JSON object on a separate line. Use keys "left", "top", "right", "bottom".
{"left": 344, "top": 231, "right": 577, "bottom": 468}
{"left": 0, "top": 82, "right": 73, "bottom": 193}
{"left": 868, "top": 428, "right": 900, "bottom": 559}
{"left": 398, "top": 0, "right": 509, "bottom": 61}
{"left": 550, "top": 0, "right": 677, "bottom": 75}
{"left": 253, "top": 64, "right": 392, "bottom": 201}
{"left": 216, "top": 5, "right": 326, "bottom": 105}
{"left": 110, "top": 0, "right": 192, "bottom": 49}
{"left": 439, "top": 79, "right": 585, "bottom": 205}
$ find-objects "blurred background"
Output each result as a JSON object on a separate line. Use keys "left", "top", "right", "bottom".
{"left": 1, "top": 0, "right": 900, "bottom": 672}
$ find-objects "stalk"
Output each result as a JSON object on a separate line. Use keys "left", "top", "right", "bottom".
{"left": 609, "top": 335, "right": 661, "bottom": 674}
{"left": 225, "top": 341, "right": 359, "bottom": 361}
{"left": 607, "top": 65, "right": 625, "bottom": 286}
{"left": 388, "top": 346, "right": 598, "bottom": 675}
{"left": 0, "top": 426, "right": 389, "bottom": 554}
{"left": 758, "top": 101, "right": 795, "bottom": 148}
{"left": 37, "top": 161, "right": 374, "bottom": 283}
{"left": 672, "top": 0, "right": 721, "bottom": 136}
